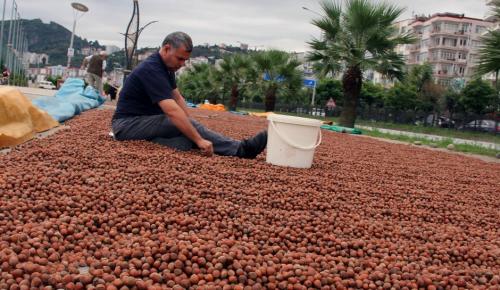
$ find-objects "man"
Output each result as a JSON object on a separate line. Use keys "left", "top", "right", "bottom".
{"left": 81, "top": 51, "right": 108, "bottom": 94}
{"left": 111, "top": 31, "right": 267, "bottom": 158}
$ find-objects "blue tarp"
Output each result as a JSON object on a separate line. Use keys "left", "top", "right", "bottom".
{"left": 32, "top": 78, "right": 106, "bottom": 122}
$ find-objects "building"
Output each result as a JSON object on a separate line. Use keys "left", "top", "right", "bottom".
{"left": 105, "top": 45, "right": 121, "bottom": 55}
{"left": 292, "top": 52, "right": 315, "bottom": 77}
{"left": 400, "top": 13, "right": 495, "bottom": 86}
{"left": 23, "top": 52, "right": 49, "bottom": 66}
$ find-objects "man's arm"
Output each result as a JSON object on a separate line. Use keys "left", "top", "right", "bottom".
{"left": 172, "top": 88, "right": 191, "bottom": 117}
{"left": 158, "top": 99, "right": 213, "bottom": 156}
{"left": 81, "top": 56, "right": 90, "bottom": 69}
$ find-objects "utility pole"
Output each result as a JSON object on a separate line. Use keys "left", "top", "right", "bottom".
{"left": 0, "top": 0, "right": 7, "bottom": 65}
{"left": 6, "top": 0, "right": 14, "bottom": 84}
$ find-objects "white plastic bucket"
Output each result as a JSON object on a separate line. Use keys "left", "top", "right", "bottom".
{"left": 266, "top": 114, "right": 322, "bottom": 168}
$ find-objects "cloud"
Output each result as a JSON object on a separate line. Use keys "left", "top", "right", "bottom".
{"left": 12, "top": 0, "right": 490, "bottom": 52}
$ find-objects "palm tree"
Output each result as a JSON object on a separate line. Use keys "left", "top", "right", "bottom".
{"left": 178, "top": 63, "right": 222, "bottom": 104}
{"left": 476, "top": 0, "right": 500, "bottom": 132}
{"left": 218, "top": 54, "right": 255, "bottom": 111}
{"left": 308, "top": 0, "right": 414, "bottom": 128}
{"left": 252, "top": 50, "right": 303, "bottom": 111}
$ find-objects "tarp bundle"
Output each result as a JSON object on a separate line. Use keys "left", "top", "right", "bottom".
{"left": 32, "top": 78, "right": 106, "bottom": 122}
{"left": 199, "top": 103, "right": 226, "bottom": 111}
{"left": 0, "top": 87, "right": 59, "bottom": 147}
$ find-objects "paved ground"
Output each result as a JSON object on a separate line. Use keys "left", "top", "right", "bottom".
{"left": 358, "top": 125, "right": 499, "bottom": 150}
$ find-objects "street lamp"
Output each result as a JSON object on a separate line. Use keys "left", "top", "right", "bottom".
{"left": 66, "top": 2, "right": 88, "bottom": 68}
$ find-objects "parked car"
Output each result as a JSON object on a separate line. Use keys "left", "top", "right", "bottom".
{"left": 459, "top": 120, "right": 499, "bottom": 133}
{"left": 38, "top": 80, "right": 56, "bottom": 90}
{"left": 424, "top": 115, "right": 455, "bottom": 128}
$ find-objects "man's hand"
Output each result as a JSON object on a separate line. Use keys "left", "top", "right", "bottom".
{"left": 196, "top": 139, "right": 213, "bottom": 156}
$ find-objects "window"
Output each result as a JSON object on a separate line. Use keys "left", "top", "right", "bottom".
{"left": 434, "top": 37, "right": 441, "bottom": 46}
{"left": 441, "top": 64, "right": 453, "bottom": 73}
{"left": 475, "top": 25, "right": 486, "bottom": 34}
{"left": 444, "top": 22, "right": 459, "bottom": 33}
{"left": 459, "top": 38, "right": 467, "bottom": 46}
{"left": 419, "top": 52, "right": 428, "bottom": 62}
{"left": 431, "top": 50, "right": 439, "bottom": 60}
{"left": 432, "top": 22, "right": 442, "bottom": 32}
{"left": 442, "top": 38, "right": 457, "bottom": 47}
{"left": 458, "top": 52, "right": 467, "bottom": 60}
{"left": 461, "top": 23, "right": 471, "bottom": 32}
{"left": 441, "top": 51, "right": 455, "bottom": 60}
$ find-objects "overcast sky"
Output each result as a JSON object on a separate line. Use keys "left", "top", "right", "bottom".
{"left": 11, "top": 0, "right": 492, "bottom": 52}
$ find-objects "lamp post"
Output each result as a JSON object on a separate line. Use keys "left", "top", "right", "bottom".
{"left": 66, "top": 2, "right": 88, "bottom": 68}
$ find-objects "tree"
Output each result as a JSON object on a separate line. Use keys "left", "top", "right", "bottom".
{"left": 252, "top": 50, "right": 303, "bottom": 111}
{"left": 460, "top": 79, "right": 495, "bottom": 115}
{"left": 384, "top": 83, "right": 418, "bottom": 111}
{"left": 360, "top": 81, "right": 385, "bottom": 109}
{"left": 441, "top": 90, "right": 462, "bottom": 120}
{"left": 476, "top": 0, "right": 500, "bottom": 124}
{"left": 218, "top": 54, "right": 255, "bottom": 111}
{"left": 308, "top": 0, "right": 414, "bottom": 127}
{"left": 177, "top": 63, "right": 222, "bottom": 104}
{"left": 315, "top": 78, "right": 343, "bottom": 106}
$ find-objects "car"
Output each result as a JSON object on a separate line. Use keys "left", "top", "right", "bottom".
{"left": 38, "top": 80, "right": 56, "bottom": 90}
{"left": 459, "top": 119, "right": 499, "bottom": 133}
{"left": 424, "top": 115, "right": 455, "bottom": 128}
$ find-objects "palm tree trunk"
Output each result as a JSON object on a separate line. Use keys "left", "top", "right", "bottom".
{"left": 339, "top": 66, "right": 362, "bottom": 128}
{"left": 495, "top": 70, "right": 499, "bottom": 134}
{"left": 265, "top": 85, "right": 277, "bottom": 112}
{"left": 229, "top": 84, "right": 239, "bottom": 111}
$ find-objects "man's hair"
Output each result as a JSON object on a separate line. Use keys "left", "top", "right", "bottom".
{"left": 162, "top": 31, "right": 193, "bottom": 52}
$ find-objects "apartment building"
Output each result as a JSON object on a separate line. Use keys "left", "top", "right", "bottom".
{"left": 401, "top": 13, "right": 494, "bottom": 86}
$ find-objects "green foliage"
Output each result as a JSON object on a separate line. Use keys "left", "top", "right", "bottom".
{"left": 384, "top": 83, "right": 418, "bottom": 110}
{"left": 406, "top": 63, "right": 433, "bottom": 92}
{"left": 316, "top": 78, "right": 343, "bottom": 106}
{"left": 177, "top": 63, "right": 222, "bottom": 104}
{"left": 218, "top": 54, "right": 256, "bottom": 110}
{"left": 46, "top": 75, "right": 62, "bottom": 86}
{"left": 308, "top": 0, "right": 414, "bottom": 78}
{"left": 360, "top": 81, "right": 385, "bottom": 108}
{"left": 252, "top": 50, "right": 303, "bottom": 111}
{"left": 460, "top": 79, "right": 496, "bottom": 114}
{"left": 441, "top": 90, "right": 462, "bottom": 116}
{"left": 308, "top": 0, "right": 414, "bottom": 127}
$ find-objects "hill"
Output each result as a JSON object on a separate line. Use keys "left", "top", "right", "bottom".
{"left": 0, "top": 18, "right": 104, "bottom": 66}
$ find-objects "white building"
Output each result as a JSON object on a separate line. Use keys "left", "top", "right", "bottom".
{"left": 399, "top": 13, "right": 495, "bottom": 86}
{"left": 23, "top": 52, "right": 49, "bottom": 66}
{"left": 105, "top": 45, "right": 121, "bottom": 55}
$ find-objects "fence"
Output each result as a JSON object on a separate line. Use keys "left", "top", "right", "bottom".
{"left": 0, "top": 0, "right": 29, "bottom": 86}
{"left": 236, "top": 102, "right": 499, "bottom": 133}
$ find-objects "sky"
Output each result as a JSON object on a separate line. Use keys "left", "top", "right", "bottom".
{"left": 9, "top": 0, "right": 492, "bottom": 52}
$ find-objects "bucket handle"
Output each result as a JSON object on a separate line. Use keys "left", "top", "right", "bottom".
{"left": 270, "top": 120, "right": 322, "bottom": 150}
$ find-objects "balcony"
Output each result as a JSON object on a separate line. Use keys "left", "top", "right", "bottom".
{"left": 428, "top": 44, "right": 469, "bottom": 51}
{"left": 430, "top": 29, "right": 467, "bottom": 36}
{"left": 408, "top": 45, "right": 421, "bottom": 52}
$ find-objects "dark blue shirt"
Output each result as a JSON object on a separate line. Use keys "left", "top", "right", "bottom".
{"left": 113, "top": 52, "right": 177, "bottom": 119}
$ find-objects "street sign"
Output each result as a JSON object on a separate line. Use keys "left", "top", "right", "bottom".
{"left": 67, "top": 48, "right": 75, "bottom": 57}
{"left": 303, "top": 79, "right": 316, "bottom": 88}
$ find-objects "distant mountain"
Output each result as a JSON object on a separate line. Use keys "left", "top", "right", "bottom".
{"left": 0, "top": 18, "right": 104, "bottom": 66}
{"left": 0, "top": 18, "right": 250, "bottom": 69}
